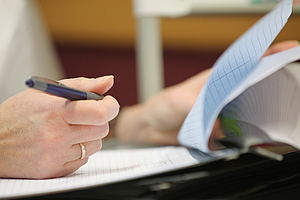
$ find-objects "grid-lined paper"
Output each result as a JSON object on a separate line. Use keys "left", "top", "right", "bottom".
{"left": 220, "top": 61, "right": 300, "bottom": 150}
{"left": 0, "top": 146, "right": 212, "bottom": 199}
{"left": 178, "top": 0, "right": 293, "bottom": 153}
{"left": 0, "top": 1, "right": 298, "bottom": 198}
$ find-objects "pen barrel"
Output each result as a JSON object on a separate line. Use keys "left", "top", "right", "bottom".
{"left": 46, "top": 84, "right": 88, "bottom": 100}
{"left": 26, "top": 76, "right": 105, "bottom": 101}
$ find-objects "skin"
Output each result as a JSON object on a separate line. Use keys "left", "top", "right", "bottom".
{"left": 115, "top": 40, "right": 300, "bottom": 150}
{"left": 0, "top": 76, "right": 119, "bottom": 179}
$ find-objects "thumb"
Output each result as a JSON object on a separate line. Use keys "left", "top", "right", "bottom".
{"left": 59, "top": 75, "right": 114, "bottom": 95}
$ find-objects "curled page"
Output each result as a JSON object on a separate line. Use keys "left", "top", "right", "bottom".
{"left": 220, "top": 60, "right": 300, "bottom": 150}
{"left": 178, "top": 0, "right": 294, "bottom": 153}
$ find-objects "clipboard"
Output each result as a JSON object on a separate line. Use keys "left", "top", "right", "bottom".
{"left": 23, "top": 147, "right": 300, "bottom": 200}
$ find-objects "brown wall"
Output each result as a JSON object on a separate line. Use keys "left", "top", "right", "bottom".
{"left": 35, "top": 0, "right": 300, "bottom": 106}
{"left": 36, "top": 0, "right": 300, "bottom": 52}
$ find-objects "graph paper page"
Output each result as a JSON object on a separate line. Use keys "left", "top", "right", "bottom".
{"left": 220, "top": 60, "right": 300, "bottom": 150}
{"left": 178, "top": 0, "right": 293, "bottom": 153}
{"left": 0, "top": 146, "right": 218, "bottom": 198}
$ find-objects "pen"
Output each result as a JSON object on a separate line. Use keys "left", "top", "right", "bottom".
{"left": 25, "top": 76, "right": 105, "bottom": 101}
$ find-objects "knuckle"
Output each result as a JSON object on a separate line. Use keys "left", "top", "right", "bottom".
{"left": 43, "top": 100, "right": 65, "bottom": 126}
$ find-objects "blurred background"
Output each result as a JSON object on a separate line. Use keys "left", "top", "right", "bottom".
{"left": 35, "top": 0, "right": 300, "bottom": 106}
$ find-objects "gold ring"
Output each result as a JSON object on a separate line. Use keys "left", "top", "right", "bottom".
{"left": 79, "top": 143, "right": 86, "bottom": 159}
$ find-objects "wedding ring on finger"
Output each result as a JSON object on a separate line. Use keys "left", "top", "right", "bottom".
{"left": 79, "top": 143, "right": 86, "bottom": 159}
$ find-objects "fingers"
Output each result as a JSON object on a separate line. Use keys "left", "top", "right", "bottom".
{"left": 56, "top": 140, "right": 101, "bottom": 178}
{"left": 60, "top": 76, "right": 114, "bottom": 95}
{"left": 294, "top": 0, "right": 300, "bottom": 5}
{"left": 46, "top": 140, "right": 102, "bottom": 178}
{"left": 263, "top": 40, "right": 300, "bottom": 57}
{"left": 63, "top": 95, "right": 119, "bottom": 125}
{"left": 50, "top": 77, "right": 118, "bottom": 177}
{"left": 58, "top": 76, "right": 120, "bottom": 125}
{"left": 0, "top": 76, "right": 119, "bottom": 179}
{"left": 66, "top": 123, "right": 109, "bottom": 144}
{"left": 68, "top": 139, "right": 102, "bottom": 161}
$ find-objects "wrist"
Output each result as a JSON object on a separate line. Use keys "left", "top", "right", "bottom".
{"left": 114, "top": 104, "right": 147, "bottom": 143}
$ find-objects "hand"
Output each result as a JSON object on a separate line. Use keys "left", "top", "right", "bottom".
{"left": 115, "top": 69, "right": 211, "bottom": 145}
{"left": 0, "top": 76, "right": 119, "bottom": 179}
{"left": 115, "top": 40, "right": 299, "bottom": 148}
{"left": 294, "top": 0, "right": 300, "bottom": 5}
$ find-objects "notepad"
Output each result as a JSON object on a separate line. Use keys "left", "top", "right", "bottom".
{"left": 178, "top": 0, "right": 300, "bottom": 154}
{"left": 0, "top": 146, "right": 222, "bottom": 198}
{"left": 1, "top": 0, "right": 300, "bottom": 198}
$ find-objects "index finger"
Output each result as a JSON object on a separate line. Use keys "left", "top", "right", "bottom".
{"left": 63, "top": 95, "right": 119, "bottom": 125}
{"left": 60, "top": 76, "right": 114, "bottom": 95}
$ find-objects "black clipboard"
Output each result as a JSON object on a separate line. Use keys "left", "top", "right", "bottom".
{"left": 22, "top": 147, "right": 300, "bottom": 200}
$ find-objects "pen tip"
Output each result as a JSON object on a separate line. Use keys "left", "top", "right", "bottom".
{"left": 25, "top": 79, "right": 34, "bottom": 87}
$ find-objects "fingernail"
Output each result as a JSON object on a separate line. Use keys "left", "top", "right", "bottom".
{"left": 94, "top": 75, "right": 114, "bottom": 82}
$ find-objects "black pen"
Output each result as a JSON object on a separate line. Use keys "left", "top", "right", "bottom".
{"left": 25, "top": 76, "right": 104, "bottom": 101}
